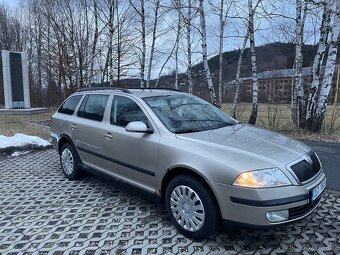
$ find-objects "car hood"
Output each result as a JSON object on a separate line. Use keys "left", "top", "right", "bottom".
{"left": 175, "top": 124, "right": 311, "bottom": 169}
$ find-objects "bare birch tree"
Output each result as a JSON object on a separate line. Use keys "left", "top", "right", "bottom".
{"left": 89, "top": 0, "right": 99, "bottom": 84}
{"left": 248, "top": 0, "right": 258, "bottom": 125}
{"left": 305, "top": 0, "right": 332, "bottom": 128}
{"left": 199, "top": 0, "right": 218, "bottom": 107}
{"left": 186, "top": 0, "right": 193, "bottom": 94}
{"left": 291, "top": 0, "right": 307, "bottom": 127}
{"left": 107, "top": 0, "right": 115, "bottom": 86}
{"left": 308, "top": 0, "right": 340, "bottom": 131}
{"left": 174, "top": 0, "right": 181, "bottom": 89}
{"left": 129, "top": 0, "right": 146, "bottom": 88}
{"left": 217, "top": 0, "right": 233, "bottom": 107}
{"left": 146, "top": 0, "right": 160, "bottom": 88}
{"left": 231, "top": 28, "right": 249, "bottom": 118}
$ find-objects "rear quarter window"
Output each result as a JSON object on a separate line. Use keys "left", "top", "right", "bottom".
{"left": 58, "top": 95, "right": 83, "bottom": 115}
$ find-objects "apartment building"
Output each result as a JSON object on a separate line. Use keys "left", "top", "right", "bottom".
{"left": 225, "top": 66, "right": 339, "bottom": 104}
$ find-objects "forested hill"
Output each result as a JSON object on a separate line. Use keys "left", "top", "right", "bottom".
{"left": 147, "top": 42, "right": 326, "bottom": 89}
{"left": 195, "top": 42, "right": 318, "bottom": 81}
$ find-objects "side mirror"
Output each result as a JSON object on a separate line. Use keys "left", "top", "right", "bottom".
{"left": 125, "top": 121, "right": 153, "bottom": 133}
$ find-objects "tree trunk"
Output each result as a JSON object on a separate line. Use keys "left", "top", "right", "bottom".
{"left": 248, "top": 0, "right": 258, "bottom": 125}
{"left": 292, "top": 0, "right": 307, "bottom": 128}
{"left": 305, "top": 2, "right": 332, "bottom": 128}
{"left": 186, "top": 0, "right": 193, "bottom": 94}
{"left": 218, "top": 0, "right": 225, "bottom": 107}
{"left": 90, "top": 0, "right": 99, "bottom": 84}
{"left": 116, "top": 2, "right": 121, "bottom": 87}
{"left": 231, "top": 29, "right": 249, "bottom": 119}
{"left": 109, "top": 0, "right": 114, "bottom": 86}
{"left": 174, "top": 1, "right": 181, "bottom": 90}
{"left": 199, "top": 0, "right": 218, "bottom": 107}
{"left": 309, "top": 1, "right": 340, "bottom": 132}
{"left": 146, "top": 0, "right": 160, "bottom": 88}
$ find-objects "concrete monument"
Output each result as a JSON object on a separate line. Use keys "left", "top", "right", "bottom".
{"left": 1, "top": 50, "right": 30, "bottom": 109}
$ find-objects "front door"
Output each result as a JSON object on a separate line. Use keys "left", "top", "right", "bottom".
{"left": 102, "top": 95, "right": 159, "bottom": 193}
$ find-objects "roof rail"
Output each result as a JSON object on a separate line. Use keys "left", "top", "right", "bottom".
{"left": 127, "top": 87, "right": 182, "bottom": 92}
{"left": 77, "top": 87, "right": 131, "bottom": 93}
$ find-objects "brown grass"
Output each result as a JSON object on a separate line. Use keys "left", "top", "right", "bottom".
{"left": 222, "top": 103, "right": 340, "bottom": 143}
{"left": 0, "top": 109, "right": 55, "bottom": 141}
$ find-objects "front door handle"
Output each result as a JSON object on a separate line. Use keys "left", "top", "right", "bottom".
{"left": 71, "top": 124, "right": 77, "bottom": 130}
{"left": 104, "top": 132, "right": 112, "bottom": 139}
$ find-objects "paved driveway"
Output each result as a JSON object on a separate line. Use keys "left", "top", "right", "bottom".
{"left": 0, "top": 150, "right": 339, "bottom": 255}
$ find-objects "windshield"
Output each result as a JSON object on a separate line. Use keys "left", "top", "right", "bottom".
{"left": 143, "top": 94, "right": 238, "bottom": 133}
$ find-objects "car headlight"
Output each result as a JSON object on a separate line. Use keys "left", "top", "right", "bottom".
{"left": 233, "top": 168, "right": 291, "bottom": 188}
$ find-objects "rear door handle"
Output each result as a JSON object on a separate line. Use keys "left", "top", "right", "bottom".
{"left": 104, "top": 132, "right": 112, "bottom": 139}
{"left": 71, "top": 124, "right": 77, "bottom": 130}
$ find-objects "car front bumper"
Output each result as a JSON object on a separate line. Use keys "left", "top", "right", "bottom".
{"left": 208, "top": 171, "right": 326, "bottom": 227}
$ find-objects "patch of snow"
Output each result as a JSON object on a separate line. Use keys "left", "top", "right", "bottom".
{"left": 11, "top": 151, "right": 31, "bottom": 157}
{"left": 0, "top": 133, "right": 50, "bottom": 149}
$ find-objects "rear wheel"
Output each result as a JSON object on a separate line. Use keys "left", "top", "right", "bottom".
{"left": 60, "top": 143, "right": 81, "bottom": 180}
{"left": 165, "top": 175, "right": 219, "bottom": 240}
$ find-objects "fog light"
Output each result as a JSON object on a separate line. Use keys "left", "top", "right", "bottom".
{"left": 265, "top": 210, "right": 289, "bottom": 223}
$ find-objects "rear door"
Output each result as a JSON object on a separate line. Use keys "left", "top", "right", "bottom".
{"left": 102, "top": 95, "right": 159, "bottom": 192}
{"left": 71, "top": 93, "right": 110, "bottom": 169}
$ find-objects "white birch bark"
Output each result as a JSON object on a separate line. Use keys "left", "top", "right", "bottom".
{"left": 186, "top": 0, "right": 193, "bottom": 94}
{"left": 312, "top": 1, "right": 340, "bottom": 131}
{"left": 248, "top": 0, "right": 258, "bottom": 125}
{"left": 174, "top": 1, "right": 181, "bottom": 90}
{"left": 231, "top": 29, "right": 249, "bottom": 118}
{"left": 146, "top": 0, "right": 160, "bottom": 88}
{"left": 218, "top": 0, "right": 233, "bottom": 106}
{"left": 199, "top": 0, "right": 218, "bottom": 107}
{"left": 291, "top": 0, "right": 306, "bottom": 127}
{"left": 305, "top": 1, "right": 332, "bottom": 124}
{"left": 218, "top": 0, "right": 225, "bottom": 107}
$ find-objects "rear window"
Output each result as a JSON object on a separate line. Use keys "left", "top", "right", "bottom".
{"left": 77, "top": 94, "right": 109, "bottom": 121}
{"left": 58, "top": 95, "right": 83, "bottom": 115}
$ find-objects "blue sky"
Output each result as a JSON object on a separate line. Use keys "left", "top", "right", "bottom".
{"left": 2, "top": 0, "right": 19, "bottom": 7}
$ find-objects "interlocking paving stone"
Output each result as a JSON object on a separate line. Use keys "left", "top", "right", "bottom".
{"left": 0, "top": 149, "right": 339, "bottom": 254}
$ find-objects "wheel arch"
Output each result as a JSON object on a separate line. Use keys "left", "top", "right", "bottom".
{"left": 58, "top": 134, "right": 76, "bottom": 153}
{"left": 160, "top": 166, "right": 222, "bottom": 220}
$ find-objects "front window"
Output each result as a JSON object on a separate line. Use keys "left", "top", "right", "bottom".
{"left": 143, "top": 95, "right": 238, "bottom": 133}
{"left": 111, "top": 96, "right": 150, "bottom": 127}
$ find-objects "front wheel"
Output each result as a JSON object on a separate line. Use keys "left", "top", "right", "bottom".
{"left": 165, "top": 175, "right": 219, "bottom": 240}
{"left": 60, "top": 143, "right": 81, "bottom": 180}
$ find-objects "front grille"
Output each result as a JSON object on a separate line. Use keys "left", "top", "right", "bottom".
{"left": 288, "top": 197, "right": 320, "bottom": 220}
{"left": 290, "top": 153, "right": 321, "bottom": 182}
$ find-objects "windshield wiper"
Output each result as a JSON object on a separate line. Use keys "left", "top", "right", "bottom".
{"left": 175, "top": 129, "right": 204, "bottom": 134}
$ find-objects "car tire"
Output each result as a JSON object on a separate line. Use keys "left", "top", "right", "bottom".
{"left": 60, "top": 143, "right": 81, "bottom": 180}
{"left": 165, "top": 175, "right": 219, "bottom": 240}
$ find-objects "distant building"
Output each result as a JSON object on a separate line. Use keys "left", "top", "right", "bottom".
{"left": 224, "top": 66, "right": 339, "bottom": 104}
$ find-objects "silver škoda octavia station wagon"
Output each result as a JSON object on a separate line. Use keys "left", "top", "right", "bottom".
{"left": 51, "top": 87, "right": 326, "bottom": 240}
